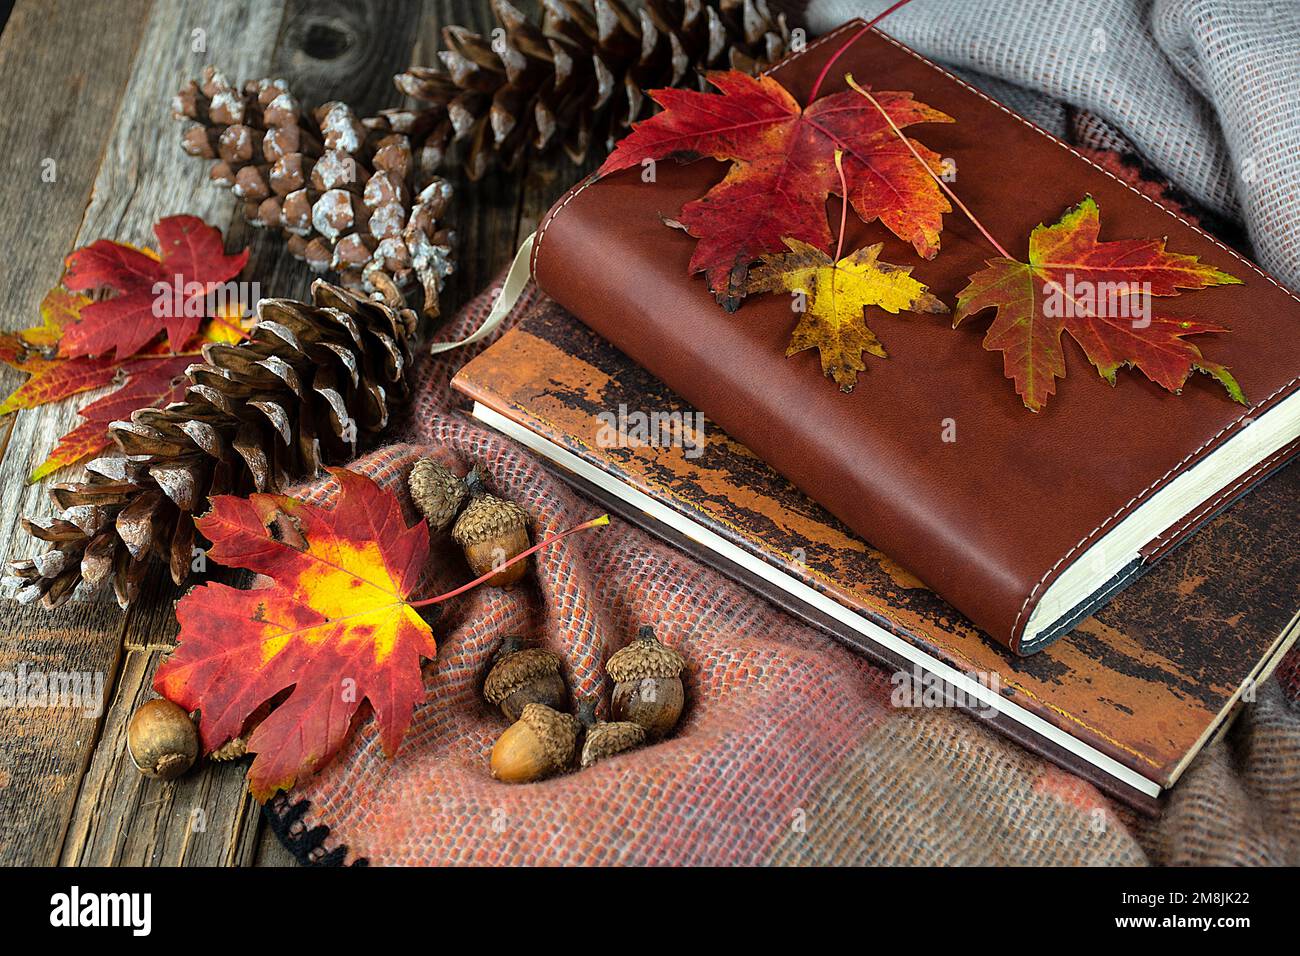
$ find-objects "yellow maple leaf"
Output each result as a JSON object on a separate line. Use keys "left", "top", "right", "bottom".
{"left": 747, "top": 237, "right": 948, "bottom": 392}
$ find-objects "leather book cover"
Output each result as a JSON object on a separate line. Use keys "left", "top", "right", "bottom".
{"left": 528, "top": 20, "right": 1300, "bottom": 655}
{"left": 451, "top": 300, "right": 1300, "bottom": 804}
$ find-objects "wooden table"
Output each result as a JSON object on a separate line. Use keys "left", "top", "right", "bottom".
{"left": 0, "top": 0, "right": 595, "bottom": 866}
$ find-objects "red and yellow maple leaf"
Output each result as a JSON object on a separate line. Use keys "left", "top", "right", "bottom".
{"left": 1, "top": 218, "right": 252, "bottom": 480}
{"left": 747, "top": 237, "right": 947, "bottom": 392}
{"left": 954, "top": 197, "right": 1244, "bottom": 412}
{"left": 598, "top": 71, "right": 953, "bottom": 309}
{"left": 29, "top": 301, "right": 253, "bottom": 480}
{"left": 0, "top": 350, "right": 119, "bottom": 418}
{"left": 156, "top": 469, "right": 437, "bottom": 801}
{"left": 17, "top": 287, "right": 89, "bottom": 349}
{"left": 5, "top": 304, "right": 252, "bottom": 481}
{"left": 61, "top": 214, "right": 248, "bottom": 358}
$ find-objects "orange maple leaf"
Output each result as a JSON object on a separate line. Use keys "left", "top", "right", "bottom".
{"left": 955, "top": 197, "right": 1244, "bottom": 412}
{"left": 0, "top": 290, "right": 112, "bottom": 415}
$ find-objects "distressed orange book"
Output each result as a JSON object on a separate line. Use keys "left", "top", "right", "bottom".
{"left": 453, "top": 298, "right": 1298, "bottom": 810}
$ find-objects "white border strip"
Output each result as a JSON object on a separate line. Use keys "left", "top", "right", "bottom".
{"left": 472, "top": 400, "right": 1163, "bottom": 798}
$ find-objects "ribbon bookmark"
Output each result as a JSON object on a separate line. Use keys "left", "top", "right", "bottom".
{"left": 429, "top": 232, "right": 536, "bottom": 355}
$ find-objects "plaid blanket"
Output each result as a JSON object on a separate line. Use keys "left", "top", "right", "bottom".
{"left": 267, "top": 271, "right": 1300, "bottom": 866}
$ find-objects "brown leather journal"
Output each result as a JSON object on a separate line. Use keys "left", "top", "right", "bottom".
{"left": 528, "top": 20, "right": 1300, "bottom": 655}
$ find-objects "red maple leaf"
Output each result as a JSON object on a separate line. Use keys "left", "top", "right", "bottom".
{"left": 598, "top": 70, "right": 953, "bottom": 309}
{"left": 954, "top": 197, "right": 1244, "bottom": 411}
{"left": 156, "top": 469, "right": 437, "bottom": 800}
{"left": 156, "top": 467, "right": 610, "bottom": 799}
{"left": 61, "top": 215, "right": 248, "bottom": 359}
{"left": 2, "top": 281, "right": 252, "bottom": 481}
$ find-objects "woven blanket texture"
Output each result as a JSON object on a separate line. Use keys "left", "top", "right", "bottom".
{"left": 276, "top": 272, "right": 1300, "bottom": 867}
{"left": 801, "top": 0, "right": 1300, "bottom": 288}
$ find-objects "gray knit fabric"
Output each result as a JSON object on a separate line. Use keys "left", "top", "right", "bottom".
{"left": 804, "top": 0, "right": 1300, "bottom": 288}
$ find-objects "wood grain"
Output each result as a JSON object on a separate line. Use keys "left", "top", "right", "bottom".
{"left": 0, "top": 0, "right": 154, "bottom": 869}
{"left": 0, "top": 0, "right": 287, "bottom": 866}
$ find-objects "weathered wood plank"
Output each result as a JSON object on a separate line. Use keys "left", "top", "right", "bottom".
{"left": 59, "top": 649, "right": 264, "bottom": 865}
{"left": 0, "top": 0, "right": 149, "bottom": 344}
{"left": 62, "top": 0, "right": 430, "bottom": 866}
{"left": 254, "top": 819, "right": 300, "bottom": 866}
{"left": 516, "top": 154, "right": 604, "bottom": 254}
{"left": 0, "top": 0, "right": 287, "bottom": 867}
{"left": 0, "top": 0, "right": 154, "bottom": 869}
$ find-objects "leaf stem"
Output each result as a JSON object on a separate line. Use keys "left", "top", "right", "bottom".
{"left": 833, "top": 150, "right": 849, "bottom": 262}
{"left": 407, "top": 514, "right": 611, "bottom": 608}
{"left": 205, "top": 312, "right": 252, "bottom": 344}
{"left": 808, "top": 0, "right": 918, "bottom": 102}
{"left": 846, "top": 75, "right": 1014, "bottom": 260}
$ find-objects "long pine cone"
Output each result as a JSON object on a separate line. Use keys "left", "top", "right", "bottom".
{"left": 388, "top": 0, "right": 799, "bottom": 180}
{"left": 6, "top": 282, "right": 418, "bottom": 610}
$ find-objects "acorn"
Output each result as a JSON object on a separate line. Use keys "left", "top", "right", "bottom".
{"left": 451, "top": 469, "right": 530, "bottom": 586}
{"left": 127, "top": 698, "right": 199, "bottom": 780}
{"left": 483, "top": 636, "right": 566, "bottom": 722}
{"left": 490, "top": 703, "right": 579, "bottom": 783}
{"left": 576, "top": 700, "right": 646, "bottom": 769}
{"left": 606, "top": 625, "right": 687, "bottom": 739}
{"left": 408, "top": 457, "right": 468, "bottom": 533}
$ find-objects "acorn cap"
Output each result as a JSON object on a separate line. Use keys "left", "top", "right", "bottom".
{"left": 408, "top": 458, "right": 468, "bottom": 531}
{"left": 484, "top": 646, "right": 562, "bottom": 705}
{"left": 606, "top": 626, "right": 686, "bottom": 682}
{"left": 581, "top": 720, "right": 646, "bottom": 768}
{"left": 518, "top": 703, "right": 579, "bottom": 767}
{"left": 451, "top": 489, "right": 529, "bottom": 546}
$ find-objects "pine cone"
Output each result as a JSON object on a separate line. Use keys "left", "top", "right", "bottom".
{"left": 173, "top": 68, "right": 456, "bottom": 318}
{"left": 5, "top": 282, "right": 418, "bottom": 610}
{"left": 389, "top": 0, "right": 800, "bottom": 181}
